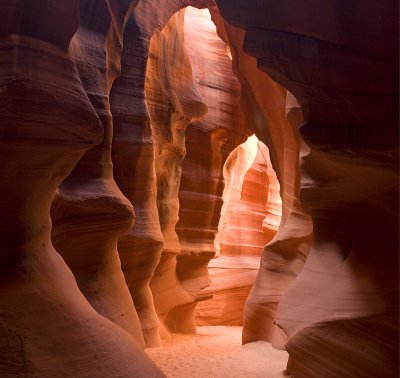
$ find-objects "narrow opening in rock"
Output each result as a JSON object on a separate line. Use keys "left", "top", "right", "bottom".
{"left": 145, "top": 6, "right": 288, "bottom": 377}
{"left": 195, "top": 134, "right": 282, "bottom": 326}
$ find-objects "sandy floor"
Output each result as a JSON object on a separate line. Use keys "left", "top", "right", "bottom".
{"left": 146, "top": 326, "right": 289, "bottom": 378}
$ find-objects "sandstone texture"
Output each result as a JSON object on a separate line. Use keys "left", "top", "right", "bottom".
{"left": 0, "top": 1, "right": 398, "bottom": 377}
{"left": 215, "top": 0, "right": 399, "bottom": 376}
{"left": 146, "top": 8, "right": 208, "bottom": 336}
{"left": 0, "top": 1, "right": 162, "bottom": 376}
{"left": 109, "top": 0, "right": 214, "bottom": 346}
{"left": 210, "top": 8, "right": 312, "bottom": 345}
{"left": 50, "top": 0, "right": 144, "bottom": 346}
{"left": 196, "top": 137, "right": 282, "bottom": 326}
{"left": 172, "top": 6, "right": 251, "bottom": 332}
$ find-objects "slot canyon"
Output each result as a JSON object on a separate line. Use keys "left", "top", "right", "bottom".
{"left": 0, "top": 1, "right": 398, "bottom": 377}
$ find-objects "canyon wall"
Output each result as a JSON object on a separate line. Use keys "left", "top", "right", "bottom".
{"left": 215, "top": 0, "right": 399, "bottom": 376}
{"left": 109, "top": 0, "right": 214, "bottom": 346}
{"left": 0, "top": 0, "right": 163, "bottom": 376}
{"left": 195, "top": 137, "right": 282, "bottom": 326}
{"left": 50, "top": 0, "right": 144, "bottom": 346}
{"left": 0, "top": 1, "right": 397, "bottom": 377}
{"left": 210, "top": 7, "right": 313, "bottom": 345}
{"left": 173, "top": 6, "right": 251, "bottom": 332}
{"left": 145, "top": 8, "right": 208, "bottom": 335}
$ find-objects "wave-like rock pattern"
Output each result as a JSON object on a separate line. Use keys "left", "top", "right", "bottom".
{"left": 145, "top": 8, "right": 208, "bottom": 335}
{"left": 1, "top": 1, "right": 397, "bottom": 377}
{"left": 109, "top": 0, "right": 215, "bottom": 347}
{"left": 174, "top": 6, "right": 251, "bottom": 330}
{"left": 196, "top": 137, "right": 282, "bottom": 326}
{"left": 0, "top": 1, "right": 162, "bottom": 375}
{"left": 210, "top": 7, "right": 312, "bottom": 346}
{"left": 215, "top": 0, "right": 399, "bottom": 376}
{"left": 50, "top": 0, "right": 144, "bottom": 347}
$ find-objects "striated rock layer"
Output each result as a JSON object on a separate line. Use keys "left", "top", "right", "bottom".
{"left": 210, "top": 7, "right": 312, "bottom": 345}
{"left": 145, "top": 8, "right": 207, "bottom": 335}
{"left": 0, "top": 1, "right": 162, "bottom": 376}
{"left": 110, "top": 0, "right": 215, "bottom": 346}
{"left": 50, "top": 0, "right": 144, "bottom": 346}
{"left": 1, "top": 1, "right": 398, "bottom": 377}
{"left": 215, "top": 0, "right": 399, "bottom": 376}
{"left": 196, "top": 136, "right": 282, "bottom": 326}
{"left": 174, "top": 6, "right": 251, "bottom": 331}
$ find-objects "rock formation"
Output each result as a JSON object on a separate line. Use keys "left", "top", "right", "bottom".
{"left": 50, "top": 0, "right": 144, "bottom": 346}
{"left": 215, "top": 0, "right": 399, "bottom": 376}
{"left": 0, "top": 1, "right": 162, "bottom": 376}
{"left": 196, "top": 136, "right": 282, "bottom": 326}
{"left": 145, "top": 8, "right": 208, "bottom": 335}
{"left": 0, "top": 1, "right": 398, "bottom": 377}
{"left": 109, "top": 0, "right": 214, "bottom": 346}
{"left": 173, "top": 6, "right": 251, "bottom": 331}
{"left": 210, "top": 7, "right": 313, "bottom": 346}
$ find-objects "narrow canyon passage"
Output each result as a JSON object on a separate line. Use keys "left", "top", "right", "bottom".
{"left": 143, "top": 6, "right": 288, "bottom": 376}
{"left": 0, "top": 1, "right": 397, "bottom": 377}
{"left": 144, "top": 4, "right": 286, "bottom": 331}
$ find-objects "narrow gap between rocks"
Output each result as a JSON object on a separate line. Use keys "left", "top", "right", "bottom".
{"left": 144, "top": 6, "right": 287, "bottom": 377}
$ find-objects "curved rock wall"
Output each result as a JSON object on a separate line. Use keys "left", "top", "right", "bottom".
{"left": 1, "top": 1, "right": 397, "bottom": 377}
{"left": 218, "top": 138, "right": 281, "bottom": 256}
{"left": 195, "top": 136, "right": 282, "bottom": 326}
{"left": 50, "top": 0, "right": 144, "bottom": 346}
{"left": 0, "top": 1, "right": 162, "bottom": 376}
{"left": 109, "top": 0, "right": 215, "bottom": 347}
{"left": 215, "top": 0, "right": 399, "bottom": 376}
{"left": 210, "top": 7, "right": 312, "bottom": 345}
{"left": 145, "top": 8, "right": 208, "bottom": 335}
{"left": 174, "top": 6, "right": 251, "bottom": 330}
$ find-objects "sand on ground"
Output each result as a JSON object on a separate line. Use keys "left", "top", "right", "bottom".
{"left": 145, "top": 326, "right": 289, "bottom": 378}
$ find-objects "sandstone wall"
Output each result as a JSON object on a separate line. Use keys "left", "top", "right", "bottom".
{"left": 174, "top": 6, "right": 251, "bottom": 330}
{"left": 0, "top": 1, "right": 397, "bottom": 377}
{"left": 109, "top": 0, "right": 215, "bottom": 346}
{"left": 145, "top": 8, "right": 208, "bottom": 335}
{"left": 50, "top": 0, "right": 144, "bottom": 346}
{"left": 210, "top": 7, "right": 312, "bottom": 345}
{"left": 0, "top": 1, "right": 163, "bottom": 376}
{"left": 195, "top": 137, "right": 282, "bottom": 326}
{"left": 215, "top": 1, "right": 399, "bottom": 376}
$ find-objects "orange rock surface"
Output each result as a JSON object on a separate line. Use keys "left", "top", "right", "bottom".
{"left": 173, "top": 6, "right": 251, "bottom": 332}
{"left": 109, "top": 0, "right": 215, "bottom": 347}
{"left": 215, "top": 0, "right": 399, "bottom": 376}
{"left": 0, "top": 1, "right": 398, "bottom": 377}
{"left": 146, "top": 8, "right": 207, "bottom": 336}
{"left": 196, "top": 136, "right": 282, "bottom": 326}
{"left": 0, "top": 1, "right": 162, "bottom": 376}
{"left": 50, "top": 0, "right": 144, "bottom": 346}
{"left": 210, "top": 8, "right": 312, "bottom": 345}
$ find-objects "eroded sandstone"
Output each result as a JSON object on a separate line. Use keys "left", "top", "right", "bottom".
{"left": 196, "top": 136, "right": 282, "bottom": 326}
{"left": 0, "top": 1, "right": 398, "bottom": 377}
{"left": 0, "top": 4, "right": 162, "bottom": 374}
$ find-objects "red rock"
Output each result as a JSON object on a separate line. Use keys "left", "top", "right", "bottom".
{"left": 210, "top": 7, "right": 312, "bottom": 345}
{"left": 215, "top": 0, "right": 399, "bottom": 376}
{"left": 110, "top": 0, "right": 215, "bottom": 347}
{"left": 0, "top": 30, "right": 162, "bottom": 378}
{"left": 1, "top": 1, "right": 398, "bottom": 377}
{"left": 145, "top": 8, "right": 208, "bottom": 336}
{"left": 51, "top": 0, "right": 144, "bottom": 347}
{"left": 173, "top": 6, "right": 251, "bottom": 331}
{"left": 196, "top": 136, "right": 282, "bottom": 326}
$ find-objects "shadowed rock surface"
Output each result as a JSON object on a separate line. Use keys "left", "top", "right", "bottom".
{"left": 215, "top": 0, "right": 399, "bottom": 376}
{"left": 0, "top": 1, "right": 398, "bottom": 377}
{"left": 195, "top": 137, "right": 282, "bottom": 326}
{"left": 0, "top": 1, "right": 163, "bottom": 376}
